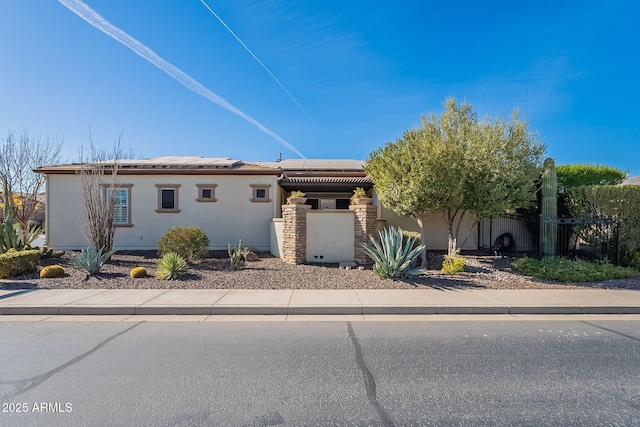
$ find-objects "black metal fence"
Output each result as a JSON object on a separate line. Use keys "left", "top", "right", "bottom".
{"left": 479, "top": 213, "right": 620, "bottom": 264}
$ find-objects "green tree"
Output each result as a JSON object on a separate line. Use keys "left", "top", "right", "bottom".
{"left": 554, "top": 164, "right": 626, "bottom": 217}
{"left": 556, "top": 164, "right": 627, "bottom": 193}
{"left": 365, "top": 98, "right": 545, "bottom": 263}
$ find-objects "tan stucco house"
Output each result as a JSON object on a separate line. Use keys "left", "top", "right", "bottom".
{"left": 35, "top": 156, "right": 477, "bottom": 262}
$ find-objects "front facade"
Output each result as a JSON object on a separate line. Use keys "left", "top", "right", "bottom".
{"left": 38, "top": 157, "right": 281, "bottom": 251}
{"left": 37, "top": 156, "right": 478, "bottom": 259}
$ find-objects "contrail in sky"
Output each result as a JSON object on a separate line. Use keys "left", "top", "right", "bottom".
{"left": 199, "top": 0, "right": 312, "bottom": 121}
{"left": 57, "top": 0, "right": 306, "bottom": 159}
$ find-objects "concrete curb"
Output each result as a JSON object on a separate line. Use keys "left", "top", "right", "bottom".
{"left": 1, "top": 288, "right": 640, "bottom": 316}
{"left": 2, "top": 305, "right": 640, "bottom": 316}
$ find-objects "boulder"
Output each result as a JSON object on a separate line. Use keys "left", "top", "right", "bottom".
{"left": 243, "top": 251, "right": 260, "bottom": 262}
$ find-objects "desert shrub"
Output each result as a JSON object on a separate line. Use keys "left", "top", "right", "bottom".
{"left": 401, "top": 230, "right": 422, "bottom": 249}
{"left": 157, "top": 226, "right": 209, "bottom": 263}
{"left": 512, "top": 256, "right": 638, "bottom": 283}
{"left": 40, "top": 265, "right": 65, "bottom": 278}
{"left": 157, "top": 252, "right": 188, "bottom": 280}
{"left": 350, "top": 187, "right": 368, "bottom": 204}
{"left": 621, "top": 249, "right": 640, "bottom": 270}
{"left": 129, "top": 266, "right": 147, "bottom": 278}
{"left": 228, "top": 240, "right": 245, "bottom": 270}
{"left": 363, "top": 226, "right": 424, "bottom": 279}
{"left": 0, "top": 249, "right": 40, "bottom": 278}
{"left": 289, "top": 190, "right": 306, "bottom": 198}
{"left": 70, "top": 246, "right": 115, "bottom": 275}
{"left": 441, "top": 254, "right": 465, "bottom": 274}
{"left": 29, "top": 246, "right": 55, "bottom": 258}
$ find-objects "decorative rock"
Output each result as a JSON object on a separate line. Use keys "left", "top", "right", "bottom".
{"left": 243, "top": 251, "right": 260, "bottom": 262}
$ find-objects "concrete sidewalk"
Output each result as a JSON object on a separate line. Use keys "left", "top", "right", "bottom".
{"left": 2, "top": 288, "right": 640, "bottom": 316}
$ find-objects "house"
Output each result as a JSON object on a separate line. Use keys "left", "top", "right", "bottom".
{"left": 623, "top": 175, "right": 640, "bottom": 185}
{"left": 35, "top": 156, "right": 478, "bottom": 262}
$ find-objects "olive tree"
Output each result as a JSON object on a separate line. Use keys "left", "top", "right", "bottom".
{"left": 366, "top": 98, "right": 546, "bottom": 263}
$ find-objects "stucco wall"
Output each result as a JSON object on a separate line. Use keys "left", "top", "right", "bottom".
{"left": 45, "top": 174, "right": 278, "bottom": 250}
{"left": 270, "top": 218, "right": 283, "bottom": 257}
{"left": 380, "top": 206, "right": 478, "bottom": 250}
{"left": 306, "top": 211, "right": 355, "bottom": 263}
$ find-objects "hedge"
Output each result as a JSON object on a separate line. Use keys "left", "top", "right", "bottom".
{"left": 0, "top": 249, "right": 41, "bottom": 279}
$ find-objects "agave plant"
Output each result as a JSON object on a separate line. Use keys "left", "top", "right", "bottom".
{"left": 363, "top": 226, "right": 425, "bottom": 279}
{"left": 156, "top": 251, "right": 189, "bottom": 280}
{"left": 70, "top": 246, "right": 116, "bottom": 275}
{"left": 0, "top": 221, "right": 24, "bottom": 254}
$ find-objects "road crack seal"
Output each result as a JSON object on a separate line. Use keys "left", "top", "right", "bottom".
{"left": 347, "top": 322, "right": 395, "bottom": 427}
{"left": 0, "top": 322, "right": 144, "bottom": 401}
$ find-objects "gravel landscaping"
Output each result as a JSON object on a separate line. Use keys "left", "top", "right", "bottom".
{"left": 2, "top": 250, "right": 639, "bottom": 291}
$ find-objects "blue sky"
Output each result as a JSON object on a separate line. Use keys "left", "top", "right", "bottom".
{"left": 1, "top": 0, "right": 639, "bottom": 176}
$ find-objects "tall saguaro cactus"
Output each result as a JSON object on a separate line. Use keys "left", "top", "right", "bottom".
{"left": 540, "top": 158, "right": 557, "bottom": 260}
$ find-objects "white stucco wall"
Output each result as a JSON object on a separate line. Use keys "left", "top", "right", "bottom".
{"left": 381, "top": 206, "right": 478, "bottom": 251}
{"left": 306, "top": 211, "right": 355, "bottom": 263}
{"left": 270, "top": 218, "right": 283, "bottom": 257}
{"left": 45, "top": 173, "right": 278, "bottom": 250}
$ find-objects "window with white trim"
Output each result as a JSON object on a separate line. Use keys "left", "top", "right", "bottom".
{"left": 105, "top": 184, "right": 132, "bottom": 227}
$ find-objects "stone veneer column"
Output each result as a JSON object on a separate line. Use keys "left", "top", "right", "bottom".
{"left": 350, "top": 205, "right": 378, "bottom": 264}
{"left": 281, "top": 204, "right": 311, "bottom": 265}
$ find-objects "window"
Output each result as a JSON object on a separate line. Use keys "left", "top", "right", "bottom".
{"left": 155, "top": 184, "right": 180, "bottom": 213}
{"left": 336, "top": 198, "right": 350, "bottom": 209}
{"left": 104, "top": 184, "right": 133, "bottom": 227}
{"left": 196, "top": 184, "right": 217, "bottom": 202}
{"left": 306, "top": 199, "right": 319, "bottom": 209}
{"left": 250, "top": 184, "right": 271, "bottom": 202}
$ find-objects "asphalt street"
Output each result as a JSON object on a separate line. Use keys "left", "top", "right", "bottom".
{"left": 1, "top": 320, "right": 640, "bottom": 426}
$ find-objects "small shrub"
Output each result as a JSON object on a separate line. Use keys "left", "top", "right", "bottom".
{"left": 350, "top": 187, "right": 368, "bottom": 204}
{"left": 512, "top": 256, "right": 638, "bottom": 283}
{"left": 157, "top": 226, "right": 209, "bottom": 263}
{"left": 228, "top": 240, "right": 245, "bottom": 270}
{"left": 70, "top": 246, "right": 115, "bottom": 275}
{"left": 40, "top": 265, "right": 65, "bottom": 278}
{"left": 129, "top": 266, "right": 147, "bottom": 278}
{"left": 363, "top": 226, "right": 424, "bottom": 279}
{"left": 289, "top": 190, "right": 306, "bottom": 198}
{"left": 401, "top": 230, "right": 422, "bottom": 249}
{"left": 0, "top": 249, "right": 40, "bottom": 278}
{"left": 43, "top": 247, "right": 53, "bottom": 257}
{"left": 441, "top": 254, "right": 465, "bottom": 274}
{"left": 157, "top": 252, "right": 188, "bottom": 280}
{"left": 621, "top": 249, "right": 640, "bottom": 270}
